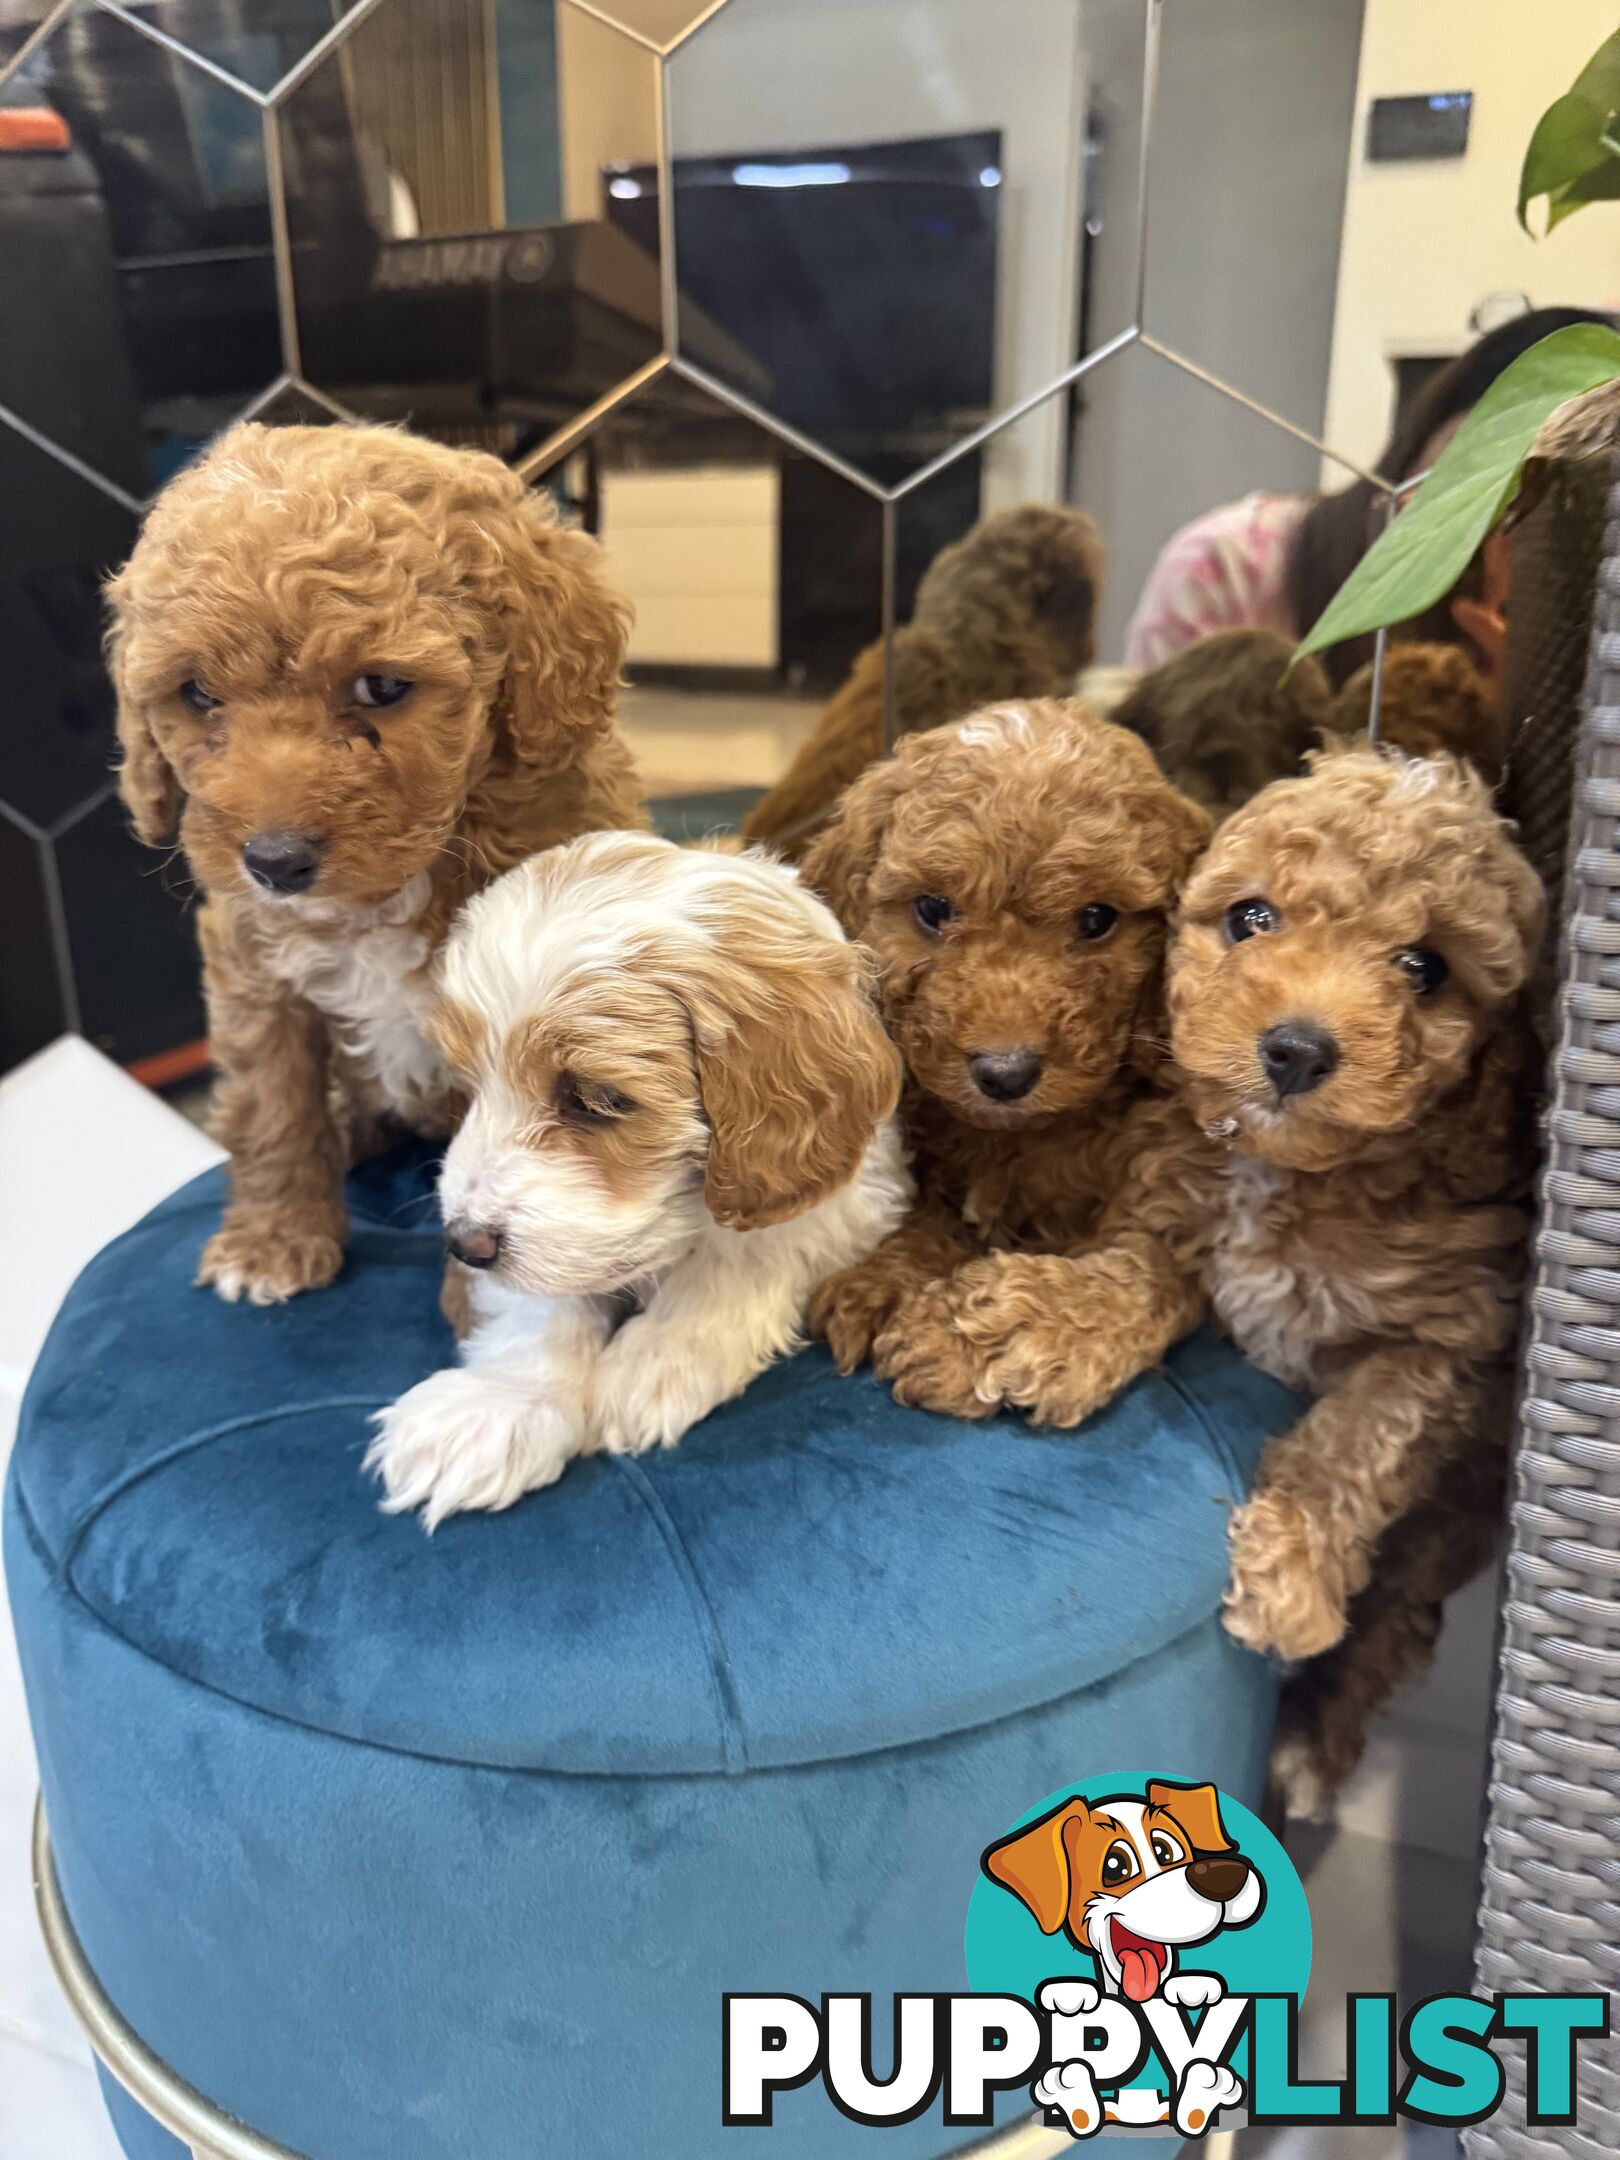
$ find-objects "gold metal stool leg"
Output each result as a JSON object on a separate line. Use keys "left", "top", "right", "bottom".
{"left": 32, "top": 1798, "right": 307, "bottom": 2160}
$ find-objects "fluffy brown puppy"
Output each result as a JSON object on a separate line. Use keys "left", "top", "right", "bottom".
{"left": 1178, "top": 750, "right": 1543, "bottom": 1812}
{"left": 109, "top": 420, "right": 644, "bottom": 1305}
{"left": 1174, "top": 750, "right": 1542, "bottom": 1669}
{"left": 1115, "top": 633, "right": 1506, "bottom": 820}
{"left": 801, "top": 699, "right": 1211, "bottom": 1415}
{"left": 742, "top": 504, "right": 1102, "bottom": 858}
{"left": 1112, "top": 629, "right": 1333, "bottom": 818}
{"left": 1329, "top": 641, "right": 1508, "bottom": 786}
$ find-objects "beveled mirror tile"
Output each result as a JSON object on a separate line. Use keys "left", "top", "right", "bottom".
{"left": 523, "top": 368, "right": 884, "bottom": 840}
{"left": 101, "top": 0, "right": 375, "bottom": 99}
{"left": 0, "top": 0, "right": 280, "bottom": 496}
{"left": 664, "top": 0, "right": 1131, "bottom": 487}
{"left": 0, "top": 417, "right": 137, "bottom": 832}
{"left": 1138, "top": 0, "right": 1364, "bottom": 451}
{"left": 286, "top": 0, "right": 664, "bottom": 462}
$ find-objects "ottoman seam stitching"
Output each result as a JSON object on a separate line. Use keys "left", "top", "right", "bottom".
{"left": 16, "top": 1469, "right": 1235, "bottom": 1777}
{"left": 52, "top": 1398, "right": 388, "bottom": 1576}
{"left": 607, "top": 1459, "right": 750, "bottom": 1773}
{"left": 1157, "top": 1365, "right": 1245, "bottom": 1504}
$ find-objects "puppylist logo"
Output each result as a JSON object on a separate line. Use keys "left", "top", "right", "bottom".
{"left": 724, "top": 1774, "right": 1609, "bottom": 2139}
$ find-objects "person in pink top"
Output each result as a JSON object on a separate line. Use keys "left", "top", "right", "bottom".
{"left": 1124, "top": 306, "right": 1613, "bottom": 690}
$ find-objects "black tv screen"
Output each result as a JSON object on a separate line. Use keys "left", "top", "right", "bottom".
{"left": 604, "top": 130, "right": 1001, "bottom": 460}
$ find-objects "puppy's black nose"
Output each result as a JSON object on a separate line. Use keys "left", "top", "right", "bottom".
{"left": 969, "top": 1049, "right": 1043, "bottom": 1103}
{"left": 1186, "top": 1853, "right": 1250, "bottom": 1903}
{"left": 242, "top": 829, "right": 323, "bottom": 895}
{"left": 445, "top": 1221, "right": 502, "bottom": 1270}
{"left": 1259, "top": 1021, "right": 1339, "bottom": 1099}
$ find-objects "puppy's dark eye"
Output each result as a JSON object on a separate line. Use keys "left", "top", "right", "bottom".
{"left": 1225, "top": 897, "right": 1278, "bottom": 943}
{"left": 1396, "top": 947, "right": 1449, "bottom": 996}
{"left": 913, "top": 894, "right": 956, "bottom": 934}
{"left": 350, "top": 673, "right": 413, "bottom": 710}
{"left": 1150, "top": 1832, "right": 1183, "bottom": 1868}
{"left": 1101, "top": 1842, "right": 1136, "bottom": 1888}
{"left": 179, "top": 679, "right": 221, "bottom": 715}
{"left": 557, "top": 1072, "right": 635, "bottom": 1126}
{"left": 1076, "top": 903, "right": 1119, "bottom": 943}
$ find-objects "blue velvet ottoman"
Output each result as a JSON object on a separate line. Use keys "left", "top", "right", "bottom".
{"left": 6, "top": 1156, "right": 1299, "bottom": 2159}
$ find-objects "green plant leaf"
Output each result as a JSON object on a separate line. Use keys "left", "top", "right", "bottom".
{"left": 1294, "top": 323, "right": 1620, "bottom": 668}
{"left": 1547, "top": 147, "right": 1620, "bottom": 228}
{"left": 1518, "top": 29, "right": 1620, "bottom": 231}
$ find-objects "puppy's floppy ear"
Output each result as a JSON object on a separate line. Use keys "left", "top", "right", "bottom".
{"left": 696, "top": 929, "right": 900, "bottom": 1232}
{"left": 468, "top": 480, "right": 632, "bottom": 763}
{"left": 799, "top": 751, "right": 912, "bottom": 934}
{"left": 1147, "top": 1780, "right": 1233, "bottom": 1855}
{"left": 105, "top": 605, "right": 181, "bottom": 845}
{"left": 981, "top": 1798, "right": 1094, "bottom": 1934}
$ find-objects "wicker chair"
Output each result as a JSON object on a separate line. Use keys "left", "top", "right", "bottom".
{"left": 1466, "top": 444, "right": 1620, "bottom": 2159}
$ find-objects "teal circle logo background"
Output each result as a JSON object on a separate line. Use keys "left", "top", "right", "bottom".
{"left": 965, "top": 1775, "right": 1312, "bottom": 2010}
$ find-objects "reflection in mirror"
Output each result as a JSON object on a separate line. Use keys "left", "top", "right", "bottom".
{"left": 0, "top": 1, "right": 279, "bottom": 495}
{"left": 743, "top": 396, "right": 1106, "bottom": 861}
{"left": 89, "top": 0, "right": 371, "bottom": 98}
{"left": 0, "top": 423, "right": 201, "bottom": 1069}
{"left": 664, "top": 0, "right": 1113, "bottom": 490}
{"left": 282, "top": 0, "right": 663, "bottom": 457}
{"left": 535, "top": 373, "right": 883, "bottom": 840}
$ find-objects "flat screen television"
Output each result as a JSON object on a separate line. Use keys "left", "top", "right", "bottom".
{"left": 604, "top": 129, "right": 1001, "bottom": 462}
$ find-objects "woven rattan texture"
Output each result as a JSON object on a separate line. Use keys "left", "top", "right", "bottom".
{"left": 1464, "top": 463, "right": 1620, "bottom": 2160}
{"left": 1502, "top": 462, "right": 1613, "bottom": 926}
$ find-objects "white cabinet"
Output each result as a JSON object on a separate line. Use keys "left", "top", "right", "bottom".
{"left": 599, "top": 465, "right": 780, "bottom": 670}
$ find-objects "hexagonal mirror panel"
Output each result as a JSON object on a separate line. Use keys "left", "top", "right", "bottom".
{"left": 1138, "top": 0, "right": 1364, "bottom": 444}
{"left": 664, "top": 0, "right": 1141, "bottom": 486}
{"left": 533, "top": 371, "right": 884, "bottom": 842}
{"left": 1, "top": 0, "right": 281, "bottom": 497}
{"left": 284, "top": 0, "right": 664, "bottom": 463}
{"left": 0, "top": 418, "right": 203, "bottom": 1069}
{"left": 93, "top": 0, "right": 374, "bottom": 100}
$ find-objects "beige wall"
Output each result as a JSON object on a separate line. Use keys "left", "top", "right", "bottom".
{"left": 1322, "top": 0, "right": 1620, "bottom": 472}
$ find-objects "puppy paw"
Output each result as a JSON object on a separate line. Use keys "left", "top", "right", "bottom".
{"left": 1224, "top": 1495, "right": 1350, "bottom": 1659}
{"left": 1268, "top": 1723, "right": 1335, "bottom": 1824}
{"left": 1034, "top": 2056, "right": 1105, "bottom": 2139}
{"left": 197, "top": 1220, "right": 343, "bottom": 1305}
{"left": 1038, "top": 1979, "right": 1101, "bottom": 2018}
{"left": 872, "top": 1283, "right": 997, "bottom": 1419}
{"left": 1162, "top": 1972, "right": 1224, "bottom": 2011}
{"left": 590, "top": 1326, "right": 729, "bottom": 1457}
{"left": 810, "top": 1260, "right": 910, "bottom": 1373}
{"left": 366, "top": 1368, "right": 586, "bottom": 1528}
{"left": 1174, "top": 2059, "right": 1243, "bottom": 2138}
{"left": 891, "top": 1255, "right": 1129, "bottom": 1428}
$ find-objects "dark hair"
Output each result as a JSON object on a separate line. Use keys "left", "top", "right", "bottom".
{"left": 1287, "top": 305, "right": 1617, "bottom": 684}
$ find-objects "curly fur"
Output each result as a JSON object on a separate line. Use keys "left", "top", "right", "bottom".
{"left": 109, "top": 421, "right": 645, "bottom": 1305}
{"left": 1113, "top": 629, "right": 1332, "bottom": 817}
{"left": 365, "top": 833, "right": 908, "bottom": 1523}
{"left": 798, "top": 699, "right": 1213, "bottom": 1421}
{"left": 1329, "top": 641, "right": 1508, "bottom": 786}
{"left": 742, "top": 504, "right": 1103, "bottom": 858}
{"left": 1115, "top": 632, "right": 1506, "bottom": 817}
{"left": 1000, "top": 747, "right": 1543, "bottom": 1807}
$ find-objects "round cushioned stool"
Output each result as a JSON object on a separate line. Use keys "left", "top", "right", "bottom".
{"left": 6, "top": 1156, "right": 1299, "bottom": 2160}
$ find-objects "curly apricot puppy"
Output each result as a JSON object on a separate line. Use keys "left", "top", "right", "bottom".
{"left": 109, "top": 422, "right": 643, "bottom": 1305}
{"left": 1169, "top": 750, "right": 1542, "bottom": 1682}
{"left": 800, "top": 699, "right": 1211, "bottom": 1421}
{"left": 743, "top": 504, "right": 1102, "bottom": 858}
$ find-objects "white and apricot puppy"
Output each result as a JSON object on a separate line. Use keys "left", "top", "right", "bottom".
{"left": 367, "top": 831, "right": 910, "bottom": 1524}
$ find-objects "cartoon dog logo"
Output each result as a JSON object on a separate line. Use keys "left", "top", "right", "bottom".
{"left": 981, "top": 1779, "right": 1264, "bottom": 2135}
